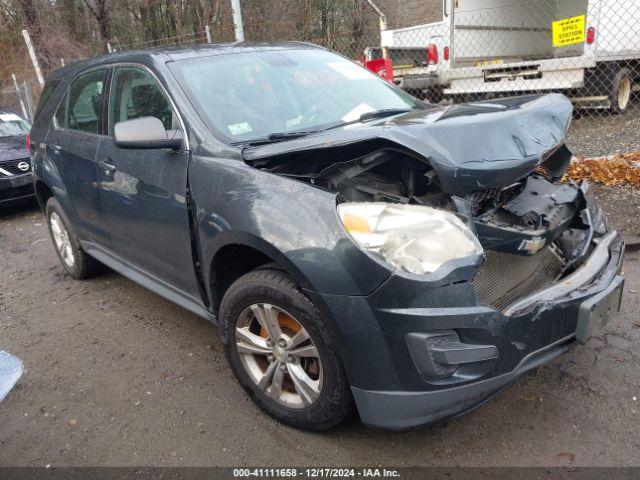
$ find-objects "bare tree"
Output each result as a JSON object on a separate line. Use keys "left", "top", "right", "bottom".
{"left": 83, "top": 0, "right": 111, "bottom": 51}
{"left": 17, "top": 0, "right": 55, "bottom": 70}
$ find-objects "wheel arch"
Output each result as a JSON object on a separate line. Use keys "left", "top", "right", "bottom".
{"left": 34, "top": 179, "right": 55, "bottom": 212}
{"left": 208, "top": 232, "right": 315, "bottom": 315}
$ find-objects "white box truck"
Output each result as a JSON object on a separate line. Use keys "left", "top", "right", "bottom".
{"left": 368, "top": 0, "right": 640, "bottom": 112}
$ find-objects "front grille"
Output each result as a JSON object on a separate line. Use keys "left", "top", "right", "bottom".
{"left": 0, "top": 183, "right": 33, "bottom": 201}
{"left": 0, "top": 158, "right": 31, "bottom": 176}
{"left": 474, "top": 247, "right": 565, "bottom": 311}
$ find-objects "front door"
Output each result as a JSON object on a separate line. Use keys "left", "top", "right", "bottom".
{"left": 96, "top": 66, "right": 200, "bottom": 299}
{"left": 44, "top": 68, "right": 110, "bottom": 242}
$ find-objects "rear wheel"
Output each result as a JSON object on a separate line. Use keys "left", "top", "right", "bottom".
{"left": 610, "top": 68, "right": 632, "bottom": 114}
{"left": 220, "top": 268, "right": 352, "bottom": 430}
{"left": 45, "top": 197, "right": 101, "bottom": 279}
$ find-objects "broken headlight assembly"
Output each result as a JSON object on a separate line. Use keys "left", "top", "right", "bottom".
{"left": 338, "top": 202, "right": 483, "bottom": 275}
{"left": 581, "top": 183, "right": 608, "bottom": 236}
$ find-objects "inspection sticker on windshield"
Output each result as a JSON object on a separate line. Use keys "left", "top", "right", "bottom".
{"left": 328, "top": 62, "right": 371, "bottom": 80}
{"left": 552, "top": 15, "right": 586, "bottom": 47}
{"left": 0, "top": 113, "right": 21, "bottom": 122}
{"left": 227, "top": 122, "right": 253, "bottom": 136}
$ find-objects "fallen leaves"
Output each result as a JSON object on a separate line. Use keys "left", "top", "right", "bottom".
{"left": 564, "top": 151, "right": 640, "bottom": 188}
{"left": 555, "top": 452, "right": 576, "bottom": 463}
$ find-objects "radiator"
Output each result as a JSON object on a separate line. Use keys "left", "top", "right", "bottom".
{"left": 474, "top": 247, "right": 566, "bottom": 311}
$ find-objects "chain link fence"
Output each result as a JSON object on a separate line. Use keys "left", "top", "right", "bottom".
{"left": 0, "top": 80, "right": 34, "bottom": 122}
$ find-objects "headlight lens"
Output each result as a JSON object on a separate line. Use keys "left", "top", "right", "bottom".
{"left": 338, "top": 202, "right": 483, "bottom": 275}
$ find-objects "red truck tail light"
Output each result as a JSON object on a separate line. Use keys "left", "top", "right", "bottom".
{"left": 364, "top": 58, "right": 395, "bottom": 83}
{"left": 26, "top": 132, "right": 31, "bottom": 155}
{"left": 427, "top": 44, "right": 439, "bottom": 65}
{"left": 586, "top": 27, "right": 596, "bottom": 45}
{"left": 443, "top": 46, "right": 450, "bottom": 61}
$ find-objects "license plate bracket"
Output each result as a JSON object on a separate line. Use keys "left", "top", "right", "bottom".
{"left": 576, "top": 276, "right": 624, "bottom": 344}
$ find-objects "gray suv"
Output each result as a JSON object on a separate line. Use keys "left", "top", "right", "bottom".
{"left": 29, "top": 43, "right": 624, "bottom": 430}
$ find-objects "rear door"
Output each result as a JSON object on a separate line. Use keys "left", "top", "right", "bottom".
{"left": 45, "top": 68, "right": 110, "bottom": 242}
{"left": 95, "top": 65, "right": 200, "bottom": 298}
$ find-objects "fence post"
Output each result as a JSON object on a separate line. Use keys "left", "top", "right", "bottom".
{"left": 21, "top": 29, "right": 45, "bottom": 87}
{"left": 11, "top": 73, "right": 29, "bottom": 121}
{"left": 107, "top": 42, "right": 112, "bottom": 53}
{"left": 205, "top": 25, "right": 212, "bottom": 43}
{"left": 60, "top": 58, "right": 65, "bottom": 67}
{"left": 364, "top": 0, "right": 388, "bottom": 59}
{"left": 22, "top": 81, "right": 35, "bottom": 122}
{"left": 230, "top": 0, "right": 245, "bottom": 42}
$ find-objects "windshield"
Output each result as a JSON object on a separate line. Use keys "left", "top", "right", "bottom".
{"left": 0, "top": 113, "right": 31, "bottom": 137}
{"left": 170, "top": 48, "right": 420, "bottom": 142}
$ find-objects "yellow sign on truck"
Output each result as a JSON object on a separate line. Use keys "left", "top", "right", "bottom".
{"left": 552, "top": 15, "right": 586, "bottom": 47}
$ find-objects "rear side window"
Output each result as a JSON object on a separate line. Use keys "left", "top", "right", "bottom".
{"left": 108, "top": 67, "right": 174, "bottom": 135}
{"left": 67, "top": 69, "right": 107, "bottom": 134}
{"left": 34, "top": 79, "right": 60, "bottom": 120}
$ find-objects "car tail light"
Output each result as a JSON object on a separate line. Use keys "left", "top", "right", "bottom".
{"left": 427, "top": 44, "right": 438, "bottom": 65}
{"left": 26, "top": 132, "right": 31, "bottom": 155}
{"left": 443, "top": 46, "right": 450, "bottom": 61}
{"left": 587, "top": 27, "right": 596, "bottom": 45}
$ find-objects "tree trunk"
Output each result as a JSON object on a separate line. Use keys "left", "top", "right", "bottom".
{"left": 18, "top": 0, "right": 54, "bottom": 71}
{"left": 84, "top": 0, "right": 111, "bottom": 52}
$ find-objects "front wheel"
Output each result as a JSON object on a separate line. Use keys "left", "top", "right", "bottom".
{"left": 219, "top": 268, "right": 353, "bottom": 431}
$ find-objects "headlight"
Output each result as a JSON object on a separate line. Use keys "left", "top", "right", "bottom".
{"left": 338, "top": 202, "right": 483, "bottom": 275}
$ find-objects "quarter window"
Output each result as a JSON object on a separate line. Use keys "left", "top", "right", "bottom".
{"left": 67, "top": 69, "right": 107, "bottom": 134}
{"left": 34, "top": 79, "right": 60, "bottom": 120}
{"left": 54, "top": 94, "right": 68, "bottom": 128}
{"left": 108, "top": 67, "right": 175, "bottom": 135}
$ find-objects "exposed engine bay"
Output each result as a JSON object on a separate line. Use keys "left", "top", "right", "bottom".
{"left": 249, "top": 143, "right": 603, "bottom": 311}
{"left": 243, "top": 95, "right": 606, "bottom": 311}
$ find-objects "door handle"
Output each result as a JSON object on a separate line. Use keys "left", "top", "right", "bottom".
{"left": 49, "top": 143, "right": 61, "bottom": 153}
{"left": 98, "top": 161, "right": 116, "bottom": 175}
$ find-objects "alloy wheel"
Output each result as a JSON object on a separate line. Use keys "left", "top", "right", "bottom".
{"left": 235, "top": 303, "right": 323, "bottom": 409}
{"left": 50, "top": 212, "right": 75, "bottom": 268}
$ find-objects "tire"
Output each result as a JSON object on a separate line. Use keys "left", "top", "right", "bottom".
{"left": 610, "top": 68, "right": 633, "bottom": 114}
{"left": 219, "top": 268, "right": 353, "bottom": 431}
{"left": 45, "top": 197, "right": 102, "bottom": 279}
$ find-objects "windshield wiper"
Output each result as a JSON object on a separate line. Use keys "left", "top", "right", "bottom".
{"left": 266, "top": 130, "right": 321, "bottom": 141}
{"left": 240, "top": 130, "right": 321, "bottom": 146}
{"left": 322, "top": 108, "right": 414, "bottom": 132}
{"left": 239, "top": 109, "right": 414, "bottom": 146}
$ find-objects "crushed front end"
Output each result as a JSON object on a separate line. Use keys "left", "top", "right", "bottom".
{"left": 311, "top": 179, "right": 624, "bottom": 429}
{"left": 245, "top": 94, "right": 625, "bottom": 429}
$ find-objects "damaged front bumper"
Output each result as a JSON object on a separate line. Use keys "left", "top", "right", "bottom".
{"left": 308, "top": 231, "right": 624, "bottom": 430}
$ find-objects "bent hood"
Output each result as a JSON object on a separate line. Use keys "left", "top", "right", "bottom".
{"left": 243, "top": 94, "right": 573, "bottom": 196}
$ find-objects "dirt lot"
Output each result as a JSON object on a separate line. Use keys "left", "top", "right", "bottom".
{"left": 1, "top": 196, "right": 639, "bottom": 468}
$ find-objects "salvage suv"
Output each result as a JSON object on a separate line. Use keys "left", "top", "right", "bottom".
{"left": 29, "top": 43, "right": 624, "bottom": 431}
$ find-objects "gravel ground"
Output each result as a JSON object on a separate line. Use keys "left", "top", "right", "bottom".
{"left": 1, "top": 197, "right": 639, "bottom": 468}
{"left": 592, "top": 184, "right": 640, "bottom": 245}
{"left": 568, "top": 108, "right": 640, "bottom": 158}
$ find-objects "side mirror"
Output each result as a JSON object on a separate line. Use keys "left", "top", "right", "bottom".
{"left": 113, "top": 116, "right": 183, "bottom": 150}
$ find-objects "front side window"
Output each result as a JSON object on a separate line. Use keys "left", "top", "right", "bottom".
{"left": 67, "top": 69, "right": 107, "bottom": 134}
{"left": 169, "top": 49, "right": 420, "bottom": 143}
{"left": 108, "top": 67, "right": 174, "bottom": 135}
{"left": 0, "top": 112, "right": 31, "bottom": 137}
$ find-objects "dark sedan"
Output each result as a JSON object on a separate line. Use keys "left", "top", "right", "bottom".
{"left": 0, "top": 110, "right": 33, "bottom": 206}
